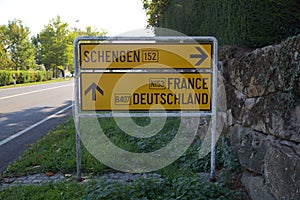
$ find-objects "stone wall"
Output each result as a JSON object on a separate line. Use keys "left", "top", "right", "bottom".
{"left": 219, "top": 35, "right": 300, "bottom": 200}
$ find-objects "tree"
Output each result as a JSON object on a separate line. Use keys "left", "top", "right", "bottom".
{"left": 0, "top": 20, "right": 36, "bottom": 70}
{"left": 36, "top": 17, "right": 108, "bottom": 77}
{"left": 81, "top": 26, "right": 107, "bottom": 36}
{"left": 142, "top": 0, "right": 171, "bottom": 27}
{"left": 0, "top": 25, "right": 13, "bottom": 69}
{"left": 63, "top": 26, "right": 106, "bottom": 75}
{"left": 37, "top": 16, "right": 71, "bottom": 77}
{"left": 73, "top": 26, "right": 107, "bottom": 38}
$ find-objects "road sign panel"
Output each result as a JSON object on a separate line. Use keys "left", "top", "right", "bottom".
{"left": 74, "top": 36, "right": 218, "bottom": 181}
{"left": 79, "top": 43, "right": 212, "bottom": 69}
{"left": 81, "top": 72, "right": 211, "bottom": 111}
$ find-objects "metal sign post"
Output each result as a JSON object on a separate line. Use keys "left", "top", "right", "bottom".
{"left": 73, "top": 36, "right": 218, "bottom": 181}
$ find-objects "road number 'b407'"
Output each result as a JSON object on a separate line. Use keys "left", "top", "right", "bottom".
{"left": 114, "top": 94, "right": 131, "bottom": 105}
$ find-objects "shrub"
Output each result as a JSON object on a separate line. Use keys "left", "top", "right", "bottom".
{"left": 28, "top": 71, "right": 36, "bottom": 83}
{"left": 35, "top": 71, "right": 46, "bottom": 82}
{"left": 0, "top": 70, "right": 53, "bottom": 86}
{"left": 17, "top": 71, "right": 29, "bottom": 83}
{"left": 46, "top": 71, "right": 53, "bottom": 80}
{"left": 0, "top": 70, "right": 12, "bottom": 86}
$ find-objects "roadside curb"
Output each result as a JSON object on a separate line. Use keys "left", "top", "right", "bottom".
{"left": 0, "top": 172, "right": 164, "bottom": 189}
{"left": 1, "top": 173, "right": 66, "bottom": 189}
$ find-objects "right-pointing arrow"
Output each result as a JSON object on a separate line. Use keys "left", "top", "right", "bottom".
{"left": 189, "top": 46, "right": 208, "bottom": 66}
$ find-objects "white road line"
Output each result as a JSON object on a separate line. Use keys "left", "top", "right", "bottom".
{"left": 0, "top": 84, "right": 73, "bottom": 100}
{"left": 0, "top": 104, "right": 73, "bottom": 147}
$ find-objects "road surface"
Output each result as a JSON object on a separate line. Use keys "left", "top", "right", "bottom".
{"left": 0, "top": 80, "right": 74, "bottom": 173}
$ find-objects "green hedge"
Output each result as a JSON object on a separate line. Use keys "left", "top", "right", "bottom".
{"left": 0, "top": 71, "right": 13, "bottom": 86}
{"left": 0, "top": 70, "right": 53, "bottom": 86}
{"left": 159, "top": 0, "right": 300, "bottom": 47}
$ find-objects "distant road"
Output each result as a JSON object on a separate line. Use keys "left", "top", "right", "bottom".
{"left": 0, "top": 80, "right": 74, "bottom": 173}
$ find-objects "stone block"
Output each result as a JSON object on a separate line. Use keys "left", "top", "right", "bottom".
{"left": 241, "top": 172, "right": 275, "bottom": 200}
{"left": 230, "top": 124, "right": 268, "bottom": 174}
{"left": 264, "top": 145, "right": 300, "bottom": 200}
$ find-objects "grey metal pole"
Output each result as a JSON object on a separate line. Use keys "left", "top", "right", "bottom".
{"left": 74, "top": 37, "right": 81, "bottom": 181}
{"left": 76, "top": 120, "right": 81, "bottom": 181}
{"left": 209, "top": 38, "right": 218, "bottom": 182}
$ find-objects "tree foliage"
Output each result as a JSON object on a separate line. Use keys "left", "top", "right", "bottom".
{"left": 0, "top": 16, "right": 107, "bottom": 74}
{"left": 36, "top": 16, "right": 71, "bottom": 77}
{"left": 141, "top": 0, "right": 171, "bottom": 27}
{"left": 0, "top": 25, "right": 14, "bottom": 69}
{"left": 76, "top": 26, "right": 108, "bottom": 37}
{"left": 0, "top": 20, "right": 36, "bottom": 70}
{"left": 143, "top": 0, "right": 300, "bottom": 47}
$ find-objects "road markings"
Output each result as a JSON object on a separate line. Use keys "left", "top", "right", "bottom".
{"left": 0, "top": 104, "right": 73, "bottom": 147}
{"left": 0, "top": 84, "right": 73, "bottom": 100}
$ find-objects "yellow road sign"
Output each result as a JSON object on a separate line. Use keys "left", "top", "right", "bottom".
{"left": 79, "top": 43, "right": 212, "bottom": 69}
{"left": 81, "top": 72, "right": 211, "bottom": 111}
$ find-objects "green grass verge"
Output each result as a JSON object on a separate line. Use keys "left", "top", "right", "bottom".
{"left": 0, "top": 177, "right": 248, "bottom": 200}
{"left": 2, "top": 117, "right": 106, "bottom": 177}
{"left": 0, "top": 117, "right": 248, "bottom": 199}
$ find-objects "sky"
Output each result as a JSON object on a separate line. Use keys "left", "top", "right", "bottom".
{"left": 0, "top": 0, "right": 148, "bottom": 36}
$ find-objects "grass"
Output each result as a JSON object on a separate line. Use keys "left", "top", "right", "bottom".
{"left": 0, "top": 78, "right": 72, "bottom": 89}
{"left": 0, "top": 177, "right": 247, "bottom": 200}
{"left": 2, "top": 117, "right": 106, "bottom": 177}
{"left": 0, "top": 116, "right": 249, "bottom": 199}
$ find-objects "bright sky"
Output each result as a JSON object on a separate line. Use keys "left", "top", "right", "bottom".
{"left": 0, "top": 0, "right": 148, "bottom": 36}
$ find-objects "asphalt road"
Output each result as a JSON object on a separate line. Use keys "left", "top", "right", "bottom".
{"left": 0, "top": 80, "right": 74, "bottom": 173}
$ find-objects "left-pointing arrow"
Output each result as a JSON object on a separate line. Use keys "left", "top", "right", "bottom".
{"left": 84, "top": 82, "right": 104, "bottom": 101}
{"left": 189, "top": 46, "right": 208, "bottom": 66}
